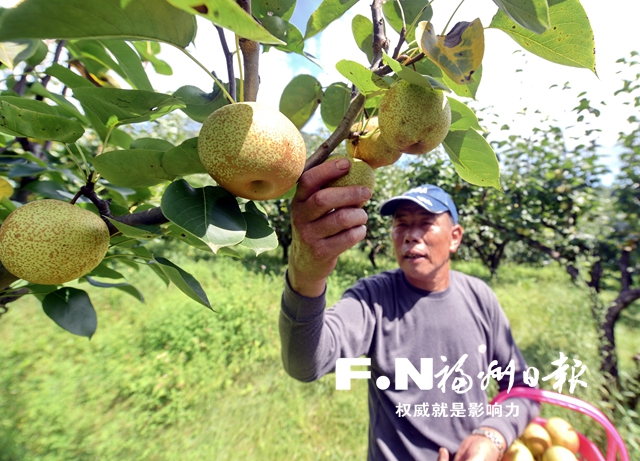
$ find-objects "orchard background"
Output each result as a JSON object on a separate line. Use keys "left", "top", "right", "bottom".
{"left": 0, "top": 0, "right": 639, "bottom": 458}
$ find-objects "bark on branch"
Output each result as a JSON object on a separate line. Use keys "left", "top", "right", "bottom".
{"left": 236, "top": 0, "right": 260, "bottom": 102}
{"left": 370, "top": 0, "right": 390, "bottom": 70}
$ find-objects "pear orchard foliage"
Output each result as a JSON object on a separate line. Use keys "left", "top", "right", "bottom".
{"left": 0, "top": 0, "right": 596, "bottom": 336}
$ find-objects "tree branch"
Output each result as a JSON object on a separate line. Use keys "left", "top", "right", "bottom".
{"left": 236, "top": 0, "right": 260, "bottom": 102}
{"left": 370, "top": 0, "right": 390, "bottom": 70}
{"left": 40, "top": 40, "right": 66, "bottom": 90}
{"left": 114, "top": 207, "right": 169, "bottom": 229}
{"left": 216, "top": 26, "right": 236, "bottom": 102}
{"left": 303, "top": 93, "right": 366, "bottom": 171}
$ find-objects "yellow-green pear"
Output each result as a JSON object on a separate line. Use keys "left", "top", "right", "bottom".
{"left": 378, "top": 80, "right": 451, "bottom": 155}
{"left": 503, "top": 440, "right": 535, "bottom": 461}
{"left": 324, "top": 154, "right": 375, "bottom": 207}
{"left": 545, "top": 417, "right": 580, "bottom": 453}
{"left": 521, "top": 423, "right": 552, "bottom": 457}
{"left": 198, "top": 102, "right": 306, "bottom": 200}
{"left": 346, "top": 116, "right": 402, "bottom": 169}
{"left": 542, "top": 446, "right": 579, "bottom": 461}
{"left": 0, "top": 200, "right": 110, "bottom": 285}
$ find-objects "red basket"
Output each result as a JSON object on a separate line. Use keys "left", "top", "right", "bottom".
{"left": 490, "top": 388, "right": 629, "bottom": 461}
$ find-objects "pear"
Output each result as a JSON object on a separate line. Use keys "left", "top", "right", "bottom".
{"left": 544, "top": 417, "right": 580, "bottom": 453}
{"left": 0, "top": 200, "right": 110, "bottom": 285}
{"left": 503, "top": 440, "right": 535, "bottom": 461}
{"left": 542, "top": 446, "right": 579, "bottom": 461}
{"left": 521, "top": 423, "right": 552, "bottom": 457}
{"left": 346, "top": 116, "right": 402, "bottom": 169}
{"left": 198, "top": 102, "right": 307, "bottom": 200}
{"left": 378, "top": 80, "right": 451, "bottom": 155}
{"left": 324, "top": 154, "right": 375, "bottom": 207}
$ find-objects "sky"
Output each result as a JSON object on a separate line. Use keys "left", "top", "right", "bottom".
{"left": 1, "top": 0, "right": 639, "bottom": 177}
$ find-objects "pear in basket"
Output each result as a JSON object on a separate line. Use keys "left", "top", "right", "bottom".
{"left": 542, "top": 445, "right": 578, "bottom": 461}
{"left": 521, "top": 423, "right": 552, "bottom": 457}
{"left": 545, "top": 417, "right": 580, "bottom": 453}
{"left": 503, "top": 440, "right": 534, "bottom": 461}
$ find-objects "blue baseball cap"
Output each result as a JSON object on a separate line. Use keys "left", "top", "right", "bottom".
{"left": 379, "top": 185, "right": 458, "bottom": 224}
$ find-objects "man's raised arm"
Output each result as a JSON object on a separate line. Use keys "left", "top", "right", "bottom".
{"left": 286, "top": 157, "right": 371, "bottom": 297}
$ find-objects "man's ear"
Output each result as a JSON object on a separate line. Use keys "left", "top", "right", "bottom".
{"left": 449, "top": 224, "right": 464, "bottom": 253}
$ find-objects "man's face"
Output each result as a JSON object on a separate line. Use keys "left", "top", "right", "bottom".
{"left": 391, "top": 202, "right": 463, "bottom": 290}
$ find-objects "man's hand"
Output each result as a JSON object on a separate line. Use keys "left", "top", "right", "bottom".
{"left": 451, "top": 427, "right": 506, "bottom": 461}
{"left": 287, "top": 157, "right": 372, "bottom": 298}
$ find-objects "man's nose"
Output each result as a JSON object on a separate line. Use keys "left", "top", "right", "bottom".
{"left": 404, "top": 225, "right": 422, "bottom": 243}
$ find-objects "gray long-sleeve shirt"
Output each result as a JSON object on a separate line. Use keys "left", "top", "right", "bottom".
{"left": 280, "top": 268, "right": 540, "bottom": 460}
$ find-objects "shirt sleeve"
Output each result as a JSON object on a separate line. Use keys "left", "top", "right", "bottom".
{"left": 279, "top": 271, "right": 377, "bottom": 382}
{"left": 478, "top": 288, "right": 541, "bottom": 447}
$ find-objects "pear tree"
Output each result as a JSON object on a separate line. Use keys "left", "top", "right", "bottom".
{"left": 0, "top": 0, "right": 596, "bottom": 337}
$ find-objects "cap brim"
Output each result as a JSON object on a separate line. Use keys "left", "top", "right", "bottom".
{"left": 379, "top": 196, "right": 449, "bottom": 216}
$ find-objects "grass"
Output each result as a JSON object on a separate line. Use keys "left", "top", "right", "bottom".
{"left": 0, "top": 248, "right": 638, "bottom": 460}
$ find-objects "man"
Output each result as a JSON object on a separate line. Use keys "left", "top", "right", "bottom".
{"left": 279, "top": 158, "right": 539, "bottom": 460}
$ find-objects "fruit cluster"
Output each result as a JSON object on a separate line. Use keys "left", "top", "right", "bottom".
{"left": 505, "top": 417, "right": 581, "bottom": 461}
{"left": 325, "top": 81, "right": 451, "bottom": 199}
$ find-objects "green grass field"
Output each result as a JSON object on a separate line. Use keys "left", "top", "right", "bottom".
{"left": 0, "top": 249, "right": 638, "bottom": 460}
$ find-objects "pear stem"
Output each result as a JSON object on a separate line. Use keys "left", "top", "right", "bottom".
{"left": 177, "top": 46, "right": 236, "bottom": 104}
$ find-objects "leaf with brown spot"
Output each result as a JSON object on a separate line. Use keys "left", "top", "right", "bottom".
{"left": 416, "top": 19, "right": 484, "bottom": 85}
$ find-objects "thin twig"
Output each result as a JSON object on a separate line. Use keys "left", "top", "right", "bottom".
{"left": 216, "top": 26, "right": 236, "bottom": 102}
{"left": 40, "top": 40, "right": 66, "bottom": 89}
{"left": 392, "top": 27, "right": 406, "bottom": 60}
{"left": 303, "top": 93, "right": 366, "bottom": 171}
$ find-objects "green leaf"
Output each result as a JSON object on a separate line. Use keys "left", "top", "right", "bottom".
{"left": 236, "top": 211, "right": 278, "bottom": 256}
{"left": 85, "top": 276, "right": 145, "bottom": 302}
{"left": 101, "top": 40, "right": 153, "bottom": 91}
{"left": 382, "top": 52, "right": 450, "bottom": 91}
{"left": 0, "top": 0, "right": 197, "bottom": 48}
{"left": 66, "top": 40, "right": 123, "bottom": 78}
{"left": 161, "top": 179, "right": 247, "bottom": 253}
{"left": 321, "top": 82, "right": 350, "bottom": 132}
{"left": 161, "top": 137, "right": 207, "bottom": 176}
{"left": 132, "top": 41, "right": 172, "bottom": 76}
{"left": 0, "top": 99, "right": 84, "bottom": 143}
{"left": 492, "top": 0, "right": 550, "bottom": 34}
{"left": 260, "top": 16, "right": 305, "bottom": 55}
{"left": 167, "top": 0, "right": 285, "bottom": 45}
{"left": 72, "top": 87, "right": 186, "bottom": 127}
{"left": 42, "top": 287, "right": 97, "bottom": 339}
{"left": 25, "top": 40, "right": 49, "bottom": 67}
{"left": 106, "top": 218, "right": 162, "bottom": 240}
{"left": 382, "top": 0, "right": 433, "bottom": 43}
{"left": 87, "top": 262, "right": 126, "bottom": 280}
{"left": 448, "top": 97, "right": 482, "bottom": 131}
{"left": 443, "top": 129, "right": 501, "bottom": 189}
{"left": 304, "top": 0, "right": 359, "bottom": 40}
{"left": 130, "top": 138, "right": 174, "bottom": 151}
{"left": 416, "top": 19, "right": 484, "bottom": 85}
{"left": 252, "top": 0, "right": 296, "bottom": 21}
{"left": 414, "top": 59, "right": 482, "bottom": 99}
{"left": 0, "top": 96, "right": 58, "bottom": 115}
{"left": 279, "top": 75, "right": 323, "bottom": 130}
{"left": 352, "top": 15, "right": 373, "bottom": 64}
{"left": 28, "top": 82, "right": 89, "bottom": 124}
{"left": 489, "top": 0, "right": 596, "bottom": 73}
{"left": 92, "top": 149, "right": 176, "bottom": 187}
{"left": 45, "top": 63, "right": 94, "bottom": 89}
{"left": 164, "top": 223, "right": 213, "bottom": 253}
{"left": 173, "top": 84, "right": 231, "bottom": 123}
{"left": 152, "top": 256, "right": 212, "bottom": 309}
{"left": 0, "top": 40, "right": 40, "bottom": 69}
{"left": 335, "top": 60, "right": 390, "bottom": 96}
{"left": 84, "top": 110, "right": 133, "bottom": 149}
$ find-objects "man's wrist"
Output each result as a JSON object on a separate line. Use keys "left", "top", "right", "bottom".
{"left": 471, "top": 427, "right": 506, "bottom": 459}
